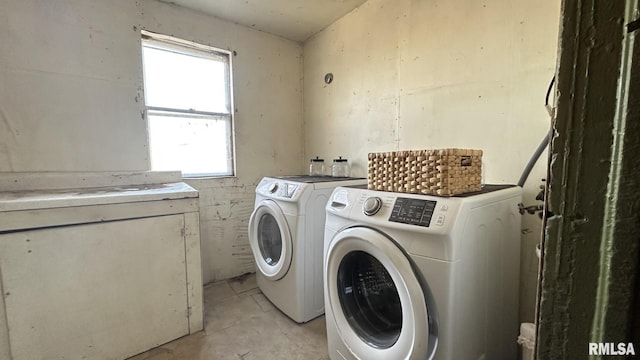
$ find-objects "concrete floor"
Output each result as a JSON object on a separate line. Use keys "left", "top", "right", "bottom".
{"left": 129, "top": 273, "right": 329, "bottom": 360}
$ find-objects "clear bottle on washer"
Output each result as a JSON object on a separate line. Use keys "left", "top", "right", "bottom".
{"left": 309, "top": 156, "right": 326, "bottom": 176}
{"left": 331, "top": 156, "right": 350, "bottom": 177}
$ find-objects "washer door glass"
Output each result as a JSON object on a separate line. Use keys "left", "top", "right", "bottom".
{"left": 338, "top": 251, "right": 402, "bottom": 348}
{"left": 248, "top": 200, "right": 292, "bottom": 280}
{"left": 257, "top": 213, "right": 282, "bottom": 265}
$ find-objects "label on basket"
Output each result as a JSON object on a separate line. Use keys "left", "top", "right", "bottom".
{"left": 461, "top": 156, "right": 472, "bottom": 166}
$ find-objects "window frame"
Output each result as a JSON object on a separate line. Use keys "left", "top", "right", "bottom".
{"left": 140, "top": 30, "right": 236, "bottom": 178}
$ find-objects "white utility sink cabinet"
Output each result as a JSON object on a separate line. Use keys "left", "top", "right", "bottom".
{"left": 0, "top": 172, "right": 203, "bottom": 360}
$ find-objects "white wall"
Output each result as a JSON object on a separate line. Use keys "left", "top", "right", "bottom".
{"left": 0, "top": 0, "right": 304, "bottom": 283}
{"left": 0, "top": 0, "right": 561, "bottom": 316}
{"left": 303, "top": 0, "right": 560, "bottom": 323}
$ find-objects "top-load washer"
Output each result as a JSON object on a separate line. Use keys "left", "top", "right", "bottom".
{"left": 248, "top": 176, "right": 367, "bottom": 323}
{"left": 323, "top": 185, "right": 522, "bottom": 359}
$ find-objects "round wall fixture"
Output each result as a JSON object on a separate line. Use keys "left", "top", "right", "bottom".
{"left": 324, "top": 73, "right": 334, "bottom": 84}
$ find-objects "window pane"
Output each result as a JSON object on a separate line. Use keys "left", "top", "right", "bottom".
{"left": 148, "top": 113, "right": 232, "bottom": 176}
{"left": 142, "top": 45, "right": 229, "bottom": 114}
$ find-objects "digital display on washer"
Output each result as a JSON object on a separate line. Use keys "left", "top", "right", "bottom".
{"left": 389, "top": 197, "right": 437, "bottom": 227}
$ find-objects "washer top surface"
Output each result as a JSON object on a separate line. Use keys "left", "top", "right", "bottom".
{"left": 257, "top": 176, "right": 367, "bottom": 202}
{"left": 274, "top": 175, "right": 365, "bottom": 183}
{"left": 342, "top": 184, "right": 516, "bottom": 196}
{"left": 449, "top": 184, "right": 515, "bottom": 197}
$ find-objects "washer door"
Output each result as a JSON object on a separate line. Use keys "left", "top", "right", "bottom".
{"left": 325, "top": 227, "right": 437, "bottom": 359}
{"left": 248, "top": 199, "right": 293, "bottom": 280}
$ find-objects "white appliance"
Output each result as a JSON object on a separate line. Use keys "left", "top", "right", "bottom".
{"left": 324, "top": 185, "right": 522, "bottom": 359}
{"left": 0, "top": 171, "right": 202, "bottom": 360}
{"left": 248, "top": 176, "right": 367, "bottom": 323}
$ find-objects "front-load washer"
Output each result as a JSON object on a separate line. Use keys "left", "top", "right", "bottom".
{"left": 248, "top": 176, "right": 366, "bottom": 323}
{"left": 324, "top": 185, "right": 522, "bottom": 359}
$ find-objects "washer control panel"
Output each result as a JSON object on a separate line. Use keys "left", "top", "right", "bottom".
{"left": 258, "top": 181, "right": 299, "bottom": 199}
{"left": 330, "top": 187, "right": 458, "bottom": 231}
{"left": 389, "top": 197, "right": 437, "bottom": 227}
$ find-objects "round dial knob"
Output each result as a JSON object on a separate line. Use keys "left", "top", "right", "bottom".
{"left": 268, "top": 183, "right": 279, "bottom": 193}
{"left": 363, "top": 197, "right": 383, "bottom": 216}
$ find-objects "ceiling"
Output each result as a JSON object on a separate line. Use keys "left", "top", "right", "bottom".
{"left": 160, "top": 0, "right": 368, "bottom": 42}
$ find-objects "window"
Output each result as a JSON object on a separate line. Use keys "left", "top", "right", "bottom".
{"left": 141, "top": 30, "right": 234, "bottom": 177}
